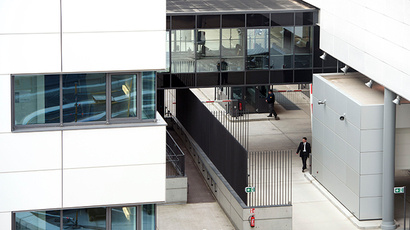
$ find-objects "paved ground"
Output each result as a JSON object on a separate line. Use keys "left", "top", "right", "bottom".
{"left": 157, "top": 87, "right": 400, "bottom": 230}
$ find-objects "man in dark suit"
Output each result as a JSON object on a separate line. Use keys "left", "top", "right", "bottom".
{"left": 296, "top": 137, "right": 311, "bottom": 172}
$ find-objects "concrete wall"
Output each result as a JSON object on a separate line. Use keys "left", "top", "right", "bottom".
{"left": 166, "top": 177, "right": 188, "bottom": 204}
{"left": 171, "top": 119, "right": 292, "bottom": 230}
{"left": 0, "top": 0, "right": 166, "bottom": 74}
{"left": 312, "top": 74, "right": 382, "bottom": 220}
{"left": 302, "top": 0, "right": 410, "bottom": 101}
{"left": 312, "top": 73, "right": 410, "bottom": 220}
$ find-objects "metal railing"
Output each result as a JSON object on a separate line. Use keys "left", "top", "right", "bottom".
{"left": 166, "top": 131, "right": 185, "bottom": 177}
{"left": 247, "top": 150, "right": 292, "bottom": 207}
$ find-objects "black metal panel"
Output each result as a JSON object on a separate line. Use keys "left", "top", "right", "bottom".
{"left": 271, "top": 12, "right": 294, "bottom": 26}
{"left": 198, "top": 15, "right": 220, "bottom": 28}
{"left": 197, "top": 72, "right": 220, "bottom": 87}
{"left": 294, "top": 69, "right": 312, "bottom": 83}
{"left": 172, "top": 16, "right": 195, "bottom": 29}
{"left": 176, "top": 89, "right": 247, "bottom": 202}
{"left": 171, "top": 73, "right": 195, "bottom": 88}
{"left": 247, "top": 13, "right": 269, "bottom": 27}
{"left": 221, "top": 72, "right": 245, "bottom": 85}
{"left": 157, "top": 73, "right": 171, "bottom": 89}
{"left": 246, "top": 71, "right": 269, "bottom": 85}
{"left": 222, "top": 14, "right": 245, "bottom": 28}
{"left": 295, "top": 12, "right": 313, "bottom": 25}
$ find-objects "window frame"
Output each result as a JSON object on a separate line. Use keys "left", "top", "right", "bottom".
{"left": 11, "top": 72, "right": 157, "bottom": 131}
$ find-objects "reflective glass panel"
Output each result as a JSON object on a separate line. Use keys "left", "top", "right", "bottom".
{"left": 111, "top": 207, "right": 137, "bottom": 230}
{"left": 270, "top": 27, "right": 294, "bottom": 69}
{"left": 171, "top": 30, "right": 195, "bottom": 73}
{"left": 142, "top": 71, "right": 156, "bottom": 119}
{"left": 197, "top": 15, "right": 220, "bottom": 28}
{"left": 63, "top": 73, "right": 106, "bottom": 123}
{"left": 247, "top": 29, "right": 269, "bottom": 70}
{"left": 222, "top": 14, "right": 245, "bottom": 28}
{"left": 247, "top": 14, "right": 269, "bottom": 27}
{"left": 111, "top": 74, "right": 137, "bottom": 118}
{"left": 14, "top": 75, "right": 60, "bottom": 125}
{"left": 295, "top": 12, "right": 313, "bottom": 26}
{"left": 197, "top": 72, "right": 219, "bottom": 87}
{"left": 16, "top": 211, "right": 61, "bottom": 230}
{"left": 171, "top": 16, "right": 195, "bottom": 29}
{"left": 165, "top": 31, "right": 170, "bottom": 72}
{"left": 141, "top": 204, "right": 155, "bottom": 230}
{"left": 62, "top": 208, "right": 106, "bottom": 230}
{"left": 221, "top": 28, "right": 245, "bottom": 71}
{"left": 196, "top": 29, "right": 220, "bottom": 72}
{"left": 294, "top": 26, "right": 312, "bottom": 68}
{"left": 271, "top": 13, "right": 294, "bottom": 26}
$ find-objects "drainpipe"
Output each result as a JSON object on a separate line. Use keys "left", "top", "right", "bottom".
{"left": 381, "top": 88, "right": 396, "bottom": 230}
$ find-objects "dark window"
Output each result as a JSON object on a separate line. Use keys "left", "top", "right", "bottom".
{"left": 247, "top": 14, "right": 269, "bottom": 27}
{"left": 221, "top": 72, "right": 245, "bottom": 85}
{"left": 172, "top": 16, "right": 195, "bottom": 29}
{"left": 295, "top": 12, "right": 313, "bottom": 26}
{"left": 222, "top": 14, "right": 245, "bottom": 28}
{"left": 197, "top": 15, "right": 220, "bottom": 28}
{"left": 271, "top": 13, "right": 294, "bottom": 26}
{"left": 166, "top": 16, "right": 170, "bottom": 30}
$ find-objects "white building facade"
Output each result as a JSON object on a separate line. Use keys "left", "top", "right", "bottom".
{"left": 304, "top": 0, "right": 410, "bottom": 227}
{"left": 0, "top": 0, "right": 166, "bottom": 229}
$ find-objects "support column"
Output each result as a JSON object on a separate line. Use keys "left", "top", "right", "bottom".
{"left": 381, "top": 88, "right": 396, "bottom": 230}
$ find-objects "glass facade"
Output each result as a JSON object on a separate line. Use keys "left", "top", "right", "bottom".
{"left": 13, "top": 72, "right": 156, "bottom": 129}
{"left": 160, "top": 11, "right": 325, "bottom": 88}
{"left": 14, "top": 206, "right": 155, "bottom": 230}
{"left": 14, "top": 75, "right": 60, "bottom": 125}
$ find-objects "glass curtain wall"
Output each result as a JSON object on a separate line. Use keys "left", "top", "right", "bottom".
{"left": 111, "top": 207, "right": 137, "bottom": 230}
{"left": 15, "top": 211, "right": 61, "bottom": 230}
{"left": 246, "top": 29, "right": 269, "bottom": 70}
{"left": 141, "top": 204, "right": 155, "bottom": 230}
{"left": 62, "top": 208, "right": 106, "bottom": 229}
{"left": 14, "top": 75, "right": 60, "bottom": 125}
{"left": 62, "top": 73, "right": 106, "bottom": 123}
{"left": 196, "top": 29, "right": 220, "bottom": 72}
{"left": 111, "top": 74, "right": 137, "bottom": 118}
{"left": 142, "top": 71, "right": 156, "bottom": 119}
{"left": 221, "top": 28, "right": 245, "bottom": 71}
{"left": 171, "top": 30, "right": 195, "bottom": 73}
{"left": 270, "top": 27, "right": 293, "bottom": 69}
{"left": 294, "top": 26, "right": 312, "bottom": 68}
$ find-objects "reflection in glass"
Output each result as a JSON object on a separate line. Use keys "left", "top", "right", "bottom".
{"left": 222, "top": 28, "right": 245, "bottom": 71}
{"left": 294, "top": 26, "right": 312, "bottom": 68}
{"left": 141, "top": 204, "right": 155, "bottom": 230}
{"left": 222, "top": 14, "right": 245, "bottom": 28}
{"left": 247, "top": 29, "right": 269, "bottom": 70}
{"left": 111, "top": 74, "right": 137, "bottom": 118}
{"left": 16, "top": 211, "right": 61, "bottom": 230}
{"left": 63, "top": 73, "right": 106, "bottom": 123}
{"left": 142, "top": 72, "right": 156, "bottom": 119}
{"left": 196, "top": 29, "right": 220, "bottom": 72}
{"left": 62, "top": 208, "right": 106, "bottom": 230}
{"left": 270, "top": 27, "right": 294, "bottom": 69}
{"left": 111, "top": 207, "right": 136, "bottom": 230}
{"left": 165, "top": 31, "right": 170, "bottom": 72}
{"left": 14, "top": 75, "right": 60, "bottom": 125}
{"left": 171, "top": 30, "right": 195, "bottom": 73}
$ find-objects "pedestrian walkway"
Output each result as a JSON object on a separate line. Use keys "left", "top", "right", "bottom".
{"left": 158, "top": 87, "right": 383, "bottom": 230}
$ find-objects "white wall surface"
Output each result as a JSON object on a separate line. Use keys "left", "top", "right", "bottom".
{"left": 0, "top": 75, "right": 11, "bottom": 133}
{"left": 0, "top": 0, "right": 166, "bottom": 75}
{"left": 0, "top": 212, "right": 12, "bottom": 230}
{"left": 0, "top": 123, "right": 166, "bottom": 213}
{"left": 63, "top": 164, "right": 165, "bottom": 208}
{"left": 0, "top": 131, "right": 61, "bottom": 173}
{"left": 0, "top": 170, "right": 62, "bottom": 212}
{"left": 303, "top": 0, "right": 410, "bottom": 101}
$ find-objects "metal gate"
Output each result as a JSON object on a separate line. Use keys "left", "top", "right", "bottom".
{"left": 248, "top": 150, "right": 292, "bottom": 207}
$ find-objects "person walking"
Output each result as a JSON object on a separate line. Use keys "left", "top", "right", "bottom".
{"left": 265, "top": 90, "right": 280, "bottom": 120}
{"left": 296, "top": 137, "right": 311, "bottom": 172}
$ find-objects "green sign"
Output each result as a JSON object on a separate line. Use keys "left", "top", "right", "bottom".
{"left": 245, "top": 187, "right": 255, "bottom": 193}
{"left": 394, "top": 187, "right": 404, "bottom": 194}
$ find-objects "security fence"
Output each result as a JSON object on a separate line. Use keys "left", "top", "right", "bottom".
{"left": 247, "top": 150, "right": 292, "bottom": 207}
